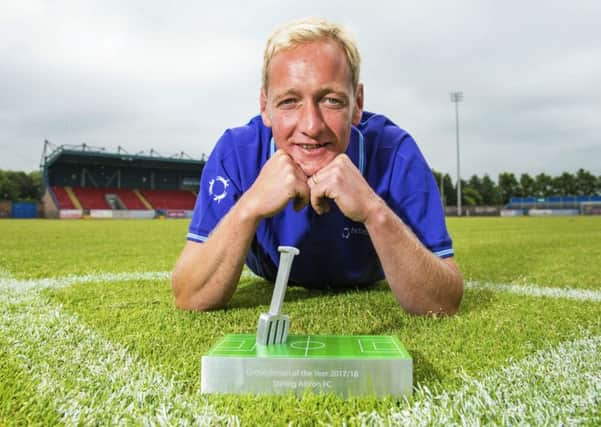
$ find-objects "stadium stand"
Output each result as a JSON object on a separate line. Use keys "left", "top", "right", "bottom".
{"left": 65, "top": 187, "right": 154, "bottom": 210}
{"left": 503, "top": 196, "right": 601, "bottom": 216}
{"left": 40, "top": 141, "right": 204, "bottom": 218}
{"left": 51, "top": 186, "right": 76, "bottom": 209}
{"left": 72, "top": 187, "right": 111, "bottom": 210}
{"left": 111, "top": 188, "right": 148, "bottom": 210}
{"left": 506, "top": 196, "right": 601, "bottom": 210}
{"left": 140, "top": 189, "right": 196, "bottom": 210}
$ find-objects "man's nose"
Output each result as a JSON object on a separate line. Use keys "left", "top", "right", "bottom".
{"left": 298, "top": 101, "right": 325, "bottom": 137}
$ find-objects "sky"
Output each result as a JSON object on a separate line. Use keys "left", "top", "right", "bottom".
{"left": 1, "top": 0, "right": 600, "bottom": 179}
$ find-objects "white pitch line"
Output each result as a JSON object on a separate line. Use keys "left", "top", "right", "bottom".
{"left": 0, "top": 271, "right": 171, "bottom": 292}
{"left": 3, "top": 272, "right": 600, "bottom": 303}
{"left": 466, "top": 280, "right": 601, "bottom": 302}
{"left": 4, "top": 271, "right": 600, "bottom": 303}
{"left": 0, "top": 268, "right": 259, "bottom": 292}
{"left": 355, "top": 334, "right": 601, "bottom": 426}
{"left": 305, "top": 335, "right": 311, "bottom": 357}
{"left": 0, "top": 286, "right": 239, "bottom": 426}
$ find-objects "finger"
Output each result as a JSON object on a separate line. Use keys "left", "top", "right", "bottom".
{"left": 308, "top": 175, "right": 332, "bottom": 215}
{"left": 293, "top": 194, "right": 309, "bottom": 211}
{"left": 314, "top": 197, "right": 331, "bottom": 214}
{"left": 268, "top": 152, "right": 309, "bottom": 213}
{"left": 292, "top": 181, "right": 311, "bottom": 212}
{"left": 291, "top": 161, "right": 310, "bottom": 211}
{"left": 308, "top": 171, "right": 323, "bottom": 213}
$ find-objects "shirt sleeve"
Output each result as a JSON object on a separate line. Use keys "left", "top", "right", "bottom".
{"left": 387, "top": 133, "right": 454, "bottom": 258}
{"left": 187, "top": 131, "right": 242, "bottom": 242}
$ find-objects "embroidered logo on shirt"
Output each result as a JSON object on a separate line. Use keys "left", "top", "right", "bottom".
{"left": 208, "top": 176, "right": 229, "bottom": 203}
{"left": 342, "top": 226, "right": 369, "bottom": 239}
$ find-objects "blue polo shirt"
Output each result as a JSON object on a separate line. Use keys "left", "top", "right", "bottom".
{"left": 188, "top": 111, "right": 453, "bottom": 288}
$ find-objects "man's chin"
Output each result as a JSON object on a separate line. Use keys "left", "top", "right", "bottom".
{"left": 297, "top": 163, "right": 323, "bottom": 178}
{"left": 295, "top": 156, "right": 337, "bottom": 177}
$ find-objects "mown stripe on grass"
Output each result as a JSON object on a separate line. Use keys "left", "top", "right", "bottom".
{"left": 356, "top": 334, "right": 601, "bottom": 426}
{"left": 466, "top": 280, "right": 601, "bottom": 302}
{"left": 0, "top": 267, "right": 12, "bottom": 279}
{"left": 0, "top": 287, "right": 239, "bottom": 426}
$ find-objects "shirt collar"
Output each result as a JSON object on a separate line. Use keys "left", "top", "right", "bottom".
{"left": 350, "top": 125, "right": 365, "bottom": 175}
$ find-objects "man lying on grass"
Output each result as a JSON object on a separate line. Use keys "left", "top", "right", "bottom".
{"left": 172, "top": 18, "right": 463, "bottom": 316}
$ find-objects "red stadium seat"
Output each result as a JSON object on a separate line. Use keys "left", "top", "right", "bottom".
{"left": 52, "top": 187, "right": 195, "bottom": 211}
{"left": 72, "top": 187, "right": 111, "bottom": 210}
{"left": 109, "top": 189, "right": 148, "bottom": 210}
{"left": 140, "top": 189, "right": 196, "bottom": 210}
{"left": 51, "top": 186, "right": 76, "bottom": 209}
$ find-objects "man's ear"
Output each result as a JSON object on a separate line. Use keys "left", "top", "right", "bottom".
{"left": 351, "top": 83, "right": 364, "bottom": 125}
{"left": 260, "top": 89, "right": 272, "bottom": 127}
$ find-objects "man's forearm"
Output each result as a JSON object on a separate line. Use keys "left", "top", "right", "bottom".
{"left": 172, "top": 197, "right": 261, "bottom": 311}
{"left": 364, "top": 199, "right": 463, "bottom": 315}
{"left": 172, "top": 151, "right": 312, "bottom": 311}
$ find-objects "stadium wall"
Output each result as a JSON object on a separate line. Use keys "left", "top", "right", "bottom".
{"left": 0, "top": 200, "right": 11, "bottom": 218}
{"left": 42, "top": 188, "right": 59, "bottom": 218}
{"left": 156, "top": 209, "right": 194, "bottom": 219}
{"left": 444, "top": 206, "right": 502, "bottom": 216}
{"left": 60, "top": 209, "right": 84, "bottom": 219}
{"left": 500, "top": 209, "right": 525, "bottom": 217}
{"left": 528, "top": 209, "right": 580, "bottom": 217}
{"left": 89, "top": 209, "right": 156, "bottom": 219}
{"left": 581, "top": 202, "right": 601, "bottom": 215}
{"left": 12, "top": 202, "right": 38, "bottom": 218}
{"left": 0, "top": 200, "right": 42, "bottom": 219}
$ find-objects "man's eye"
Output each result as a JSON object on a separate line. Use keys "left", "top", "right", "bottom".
{"left": 323, "top": 97, "right": 343, "bottom": 106}
{"left": 278, "top": 98, "right": 297, "bottom": 107}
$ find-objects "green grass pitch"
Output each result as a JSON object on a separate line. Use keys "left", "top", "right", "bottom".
{"left": 1, "top": 217, "right": 600, "bottom": 425}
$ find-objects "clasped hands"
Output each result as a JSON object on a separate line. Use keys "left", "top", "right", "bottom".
{"left": 243, "top": 150, "right": 381, "bottom": 224}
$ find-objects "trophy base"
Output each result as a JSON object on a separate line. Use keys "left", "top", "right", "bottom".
{"left": 201, "top": 334, "right": 412, "bottom": 397}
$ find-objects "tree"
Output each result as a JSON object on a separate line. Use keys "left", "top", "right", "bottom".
{"left": 431, "top": 169, "right": 444, "bottom": 204}
{"left": 467, "top": 175, "right": 482, "bottom": 194}
{"left": 519, "top": 173, "right": 535, "bottom": 197}
{"left": 463, "top": 175, "right": 484, "bottom": 206}
{"left": 443, "top": 174, "right": 456, "bottom": 206}
{"left": 0, "top": 169, "right": 42, "bottom": 201}
{"left": 24, "top": 170, "right": 41, "bottom": 199}
{"left": 480, "top": 174, "right": 501, "bottom": 205}
{"left": 377, "top": 168, "right": 600, "bottom": 207}
{"left": 497, "top": 172, "right": 520, "bottom": 204}
{"left": 553, "top": 172, "right": 577, "bottom": 195}
{"left": 574, "top": 168, "right": 598, "bottom": 195}
{"left": 533, "top": 173, "right": 553, "bottom": 197}
{"left": 462, "top": 187, "right": 483, "bottom": 206}
{"left": 0, "top": 171, "right": 18, "bottom": 200}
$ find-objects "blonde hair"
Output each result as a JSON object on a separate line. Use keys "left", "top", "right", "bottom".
{"left": 262, "top": 18, "right": 361, "bottom": 94}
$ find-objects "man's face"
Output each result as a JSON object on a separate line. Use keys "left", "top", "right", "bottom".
{"left": 260, "top": 40, "right": 363, "bottom": 177}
